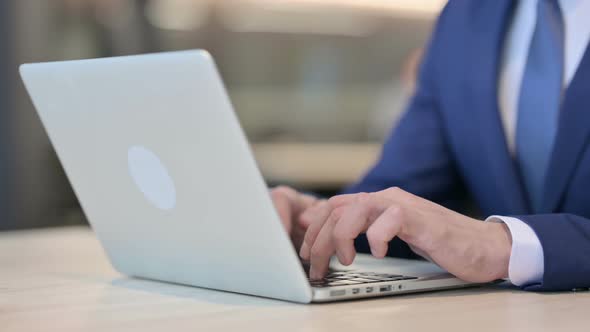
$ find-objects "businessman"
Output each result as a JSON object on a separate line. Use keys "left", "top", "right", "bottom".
{"left": 271, "top": 0, "right": 590, "bottom": 291}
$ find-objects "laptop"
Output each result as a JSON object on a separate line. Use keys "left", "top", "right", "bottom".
{"left": 20, "top": 50, "right": 481, "bottom": 303}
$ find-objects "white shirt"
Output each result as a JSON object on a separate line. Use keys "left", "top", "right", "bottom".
{"left": 488, "top": 0, "right": 590, "bottom": 286}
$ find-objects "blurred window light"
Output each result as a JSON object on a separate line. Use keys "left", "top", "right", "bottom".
{"left": 218, "top": 0, "right": 445, "bottom": 36}
{"left": 145, "top": 0, "right": 210, "bottom": 31}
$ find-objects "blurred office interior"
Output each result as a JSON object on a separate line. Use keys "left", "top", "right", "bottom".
{"left": 0, "top": 0, "right": 444, "bottom": 230}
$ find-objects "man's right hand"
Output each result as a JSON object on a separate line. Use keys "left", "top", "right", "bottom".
{"left": 270, "top": 186, "right": 326, "bottom": 251}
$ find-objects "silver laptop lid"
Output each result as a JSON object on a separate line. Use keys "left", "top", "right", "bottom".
{"left": 20, "top": 50, "right": 313, "bottom": 303}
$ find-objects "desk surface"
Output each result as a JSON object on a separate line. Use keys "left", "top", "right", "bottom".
{"left": 1, "top": 227, "right": 588, "bottom": 332}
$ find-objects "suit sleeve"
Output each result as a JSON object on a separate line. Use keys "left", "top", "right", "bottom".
{"left": 513, "top": 214, "right": 590, "bottom": 291}
{"left": 343, "top": 3, "right": 467, "bottom": 258}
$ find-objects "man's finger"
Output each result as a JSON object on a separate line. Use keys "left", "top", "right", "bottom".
{"left": 332, "top": 203, "right": 371, "bottom": 266}
{"left": 299, "top": 201, "right": 333, "bottom": 260}
{"left": 309, "top": 214, "right": 339, "bottom": 280}
{"left": 327, "top": 193, "right": 359, "bottom": 208}
{"left": 366, "top": 206, "right": 404, "bottom": 258}
{"left": 297, "top": 197, "right": 324, "bottom": 229}
{"left": 270, "top": 188, "right": 293, "bottom": 234}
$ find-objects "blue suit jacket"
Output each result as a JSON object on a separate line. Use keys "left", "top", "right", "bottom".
{"left": 345, "top": 1, "right": 590, "bottom": 291}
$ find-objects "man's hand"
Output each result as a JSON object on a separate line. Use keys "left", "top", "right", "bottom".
{"left": 270, "top": 186, "right": 325, "bottom": 251}
{"left": 299, "top": 187, "right": 512, "bottom": 282}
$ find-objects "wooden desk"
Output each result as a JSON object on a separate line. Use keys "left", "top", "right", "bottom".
{"left": 1, "top": 227, "right": 589, "bottom": 332}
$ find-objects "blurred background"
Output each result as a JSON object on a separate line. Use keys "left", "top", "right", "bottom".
{"left": 0, "top": 0, "right": 445, "bottom": 230}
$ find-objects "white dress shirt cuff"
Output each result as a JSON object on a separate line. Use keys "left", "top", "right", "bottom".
{"left": 486, "top": 215, "right": 544, "bottom": 286}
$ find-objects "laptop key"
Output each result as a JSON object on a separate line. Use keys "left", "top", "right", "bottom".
{"left": 359, "top": 276, "right": 393, "bottom": 281}
{"left": 350, "top": 278, "right": 381, "bottom": 283}
{"left": 331, "top": 276, "right": 353, "bottom": 280}
{"left": 377, "top": 274, "right": 403, "bottom": 278}
{"left": 309, "top": 272, "right": 417, "bottom": 286}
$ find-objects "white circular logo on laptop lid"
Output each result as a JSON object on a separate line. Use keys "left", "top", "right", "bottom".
{"left": 127, "top": 146, "right": 177, "bottom": 210}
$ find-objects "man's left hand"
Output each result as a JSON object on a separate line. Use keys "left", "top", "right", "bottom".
{"left": 299, "top": 187, "right": 512, "bottom": 282}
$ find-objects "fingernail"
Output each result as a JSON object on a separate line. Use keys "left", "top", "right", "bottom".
{"left": 310, "top": 267, "right": 321, "bottom": 280}
{"left": 370, "top": 245, "right": 385, "bottom": 258}
{"left": 336, "top": 250, "right": 349, "bottom": 265}
{"left": 300, "top": 242, "right": 309, "bottom": 260}
{"left": 370, "top": 246, "right": 380, "bottom": 258}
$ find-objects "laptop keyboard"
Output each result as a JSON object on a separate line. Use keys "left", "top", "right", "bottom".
{"left": 308, "top": 271, "right": 418, "bottom": 288}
